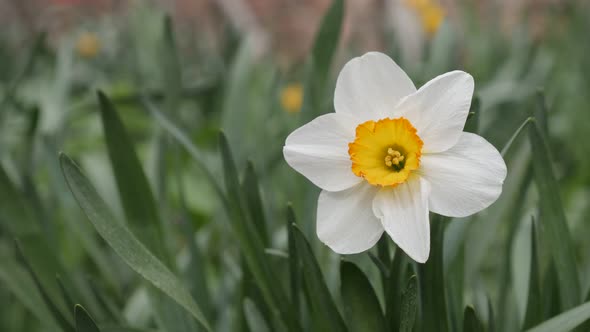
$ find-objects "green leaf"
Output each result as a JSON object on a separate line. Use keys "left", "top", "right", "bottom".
{"left": 419, "top": 217, "right": 449, "bottom": 332}
{"left": 577, "top": 292, "right": 590, "bottom": 331}
{"left": 523, "top": 220, "right": 542, "bottom": 329}
{"left": 243, "top": 298, "right": 271, "bottom": 332}
{"left": 242, "top": 161, "right": 269, "bottom": 246}
{"left": 142, "top": 97, "right": 226, "bottom": 202}
{"left": 501, "top": 117, "right": 534, "bottom": 157}
{"left": 446, "top": 239, "right": 465, "bottom": 332}
{"left": 340, "top": 261, "right": 386, "bottom": 332}
{"left": 309, "top": 0, "right": 343, "bottom": 87}
{"left": 399, "top": 275, "right": 418, "bottom": 332}
{"left": 97, "top": 91, "right": 164, "bottom": 254}
{"left": 302, "top": 0, "right": 344, "bottom": 119}
{"left": 534, "top": 89, "right": 549, "bottom": 135}
{"left": 542, "top": 261, "right": 561, "bottom": 319}
{"left": 528, "top": 121, "right": 580, "bottom": 309}
{"left": 464, "top": 96, "right": 480, "bottom": 134}
{"left": 385, "top": 248, "right": 409, "bottom": 331}
{"left": 75, "top": 305, "right": 101, "bottom": 332}
{"left": 526, "top": 301, "right": 590, "bottom": 332}
{"left": 0, "top": 165, "right": 39, "bottom": 235}
{"left": 0, "top": 32, "right": 45, "bottom": 115}
{"left": 219, "top": 133, "right": 300, "bottom": 331}
{"left": 59, "top": 153, "right": 212, "bottom": 331}
{"left": 463, "top": 306, "right": 484, "bottom": 332}
{"left": 161, "top": 15, "right": 182, "bottom": 112}
{"left": 497, "top": 162, "right": 533, "bottom": 328}
{"left": 101, "top": 90, "right": 200, "bottom": 330}
{"left": 292, "top": 224, "right": 348, "bottom": 332}
{"left": 57, "top": 275, "right": 76, "bottom": 314}
{"left": 286, "top": 205, "right": 300, "bottom": 321}
{"left": 15, "top": 240, "right": 75, "bottom": 332}
{"left": 0, "top": 254, "right": 59, "bottom": 329}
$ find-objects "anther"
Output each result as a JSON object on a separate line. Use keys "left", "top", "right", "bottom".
{"left": 385, "top": 147, "right": 405, "bottom": 168}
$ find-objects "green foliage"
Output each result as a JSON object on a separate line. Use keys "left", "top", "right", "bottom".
{"left": 340, "top": 261, "right": 386, "bottom": 332}
{"left": 292, "top": 224, "right": 348, "bottom": 331}
{"left": 59, "top": 154, "right": 211, "bottom": 331}
{"left": 463, "top": 306, "right": 484, "bottom": 332}
{"left": 1, "top": 1, "right": 590, "bottom": 331}
{"left": 529, "top": 116, "right": 580, "bottom": 309}
{"left": 74, "top": 305, "right": 101, "bottom": 332}
{"left": 399, "top": 276, "right": 418, "bottom": 332}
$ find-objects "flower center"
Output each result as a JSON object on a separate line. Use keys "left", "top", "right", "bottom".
{"left": 348, "top": 117, "right": 423, "bottom": 186}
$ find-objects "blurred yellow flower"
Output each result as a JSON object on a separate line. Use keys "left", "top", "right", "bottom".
{"left": 281, "top": 83, "right": 304, "bottom": 113}
{"left": 405, "top": 0, "right": 445, "bottom": 37}
{"left": 76, "top": 32, "right": 101, "bottom": 59}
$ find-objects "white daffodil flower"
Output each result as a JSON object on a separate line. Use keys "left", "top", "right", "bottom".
{"left": 283, "top": 52, "right": 507, "bottom": 263}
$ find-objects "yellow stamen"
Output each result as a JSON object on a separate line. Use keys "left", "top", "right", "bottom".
{"left": 348, "top": 117, "right": 423, "bottom": 187}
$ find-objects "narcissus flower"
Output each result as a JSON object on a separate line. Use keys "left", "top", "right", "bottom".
{"left": 283, "top": 52, "right": 506, "bottom": 263}
{"left": 281, "top": 83, "right": 304, "bottom": 113}
{"left": 76, "top": 32, "right": 101, "bottom": 59}
{"left": 405, "top": 0, "right": 445, "bottom": 37}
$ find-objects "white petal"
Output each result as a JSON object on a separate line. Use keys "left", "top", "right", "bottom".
{"left": 419, "top": 132, "right": 507, "bottom": 217}
{"left": 283, "top": 113, "right": 361, "bottom": 192}
{"left": 317, "top": 183, "right": 383, "bottom": 254}
{"left": 372, "top": 177, "right": 431, "bottom": 263}
{"left": 334, "top": 52, "right": 416, "bottom": 122}
{"left": 396, "top": 71, "right": 474, "bottom": 153}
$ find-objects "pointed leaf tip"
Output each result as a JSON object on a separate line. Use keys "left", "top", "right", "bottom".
{"left": 74, "top": 305, "right": 100, "bottom": 332}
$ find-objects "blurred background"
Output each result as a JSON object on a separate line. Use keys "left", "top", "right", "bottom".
{"left": 1, "top": 0, "right": 590, "bottom": 331}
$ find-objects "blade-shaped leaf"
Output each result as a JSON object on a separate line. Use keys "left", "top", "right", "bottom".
{"left": 97, "top": 92, "right": 163, "bottom": 253}
{"left": 528, "top": 121, "right": 580, "bottom": 309}
{"left": 523, "top": 220, "right": 542, "bottom": 329}
{"left": 242, "top": 161, "right": 269, "bottom": 246}
{"left": 463, "top": 306, "right": 484, "bottom": 332}
{"left": 340, "top": 261, "right": 386, "bottom": 332}
{"left": 0, "top": 165, "right": 39, "bottom": 235}
{"left": 542, "top": 261, "right": 561, "bottom": 319}
{"left": 219, "top": 133, "right": 300, "bottom": 331}
{"left": 286, "top": 205, "right": 301, "bottom": 321}
{"left": 57, "top": 275, "right": 76, "bottom": 314}
{"left": 59, "top": 153, "right": 211, "bottom": 331}
{"left": 385, "top": 248, "right": 409, "bottom": 331}
{"left": 292, "top": 224, "right": 348, "bottom": 332}
{"left": 243, "top": 298, "right": 271, "bottom": 332}
{"left": 419, "top": 217, "right": 449, "bottom": 332}
{"left": 0, "top": 254, "right": 59, "bottom": 329}
{"left": 15, "top": 240, "right": 75, "bottom": 332}
{"left": 142, "top": 97, "right": 226, "bottom": 202}
{"left": 526, "top": 301, "right": 590, "bottom": 332}
{"left": 399, "top": 275, "right": 418, "bottom": 332}
{"left": 99, "top": 90, "right": 202, "bottom": 329}
{"left": 309, "top": 0, "right": 343, "bottom": 88}
{"left": 302, "top": 0, "right": 344, "bottom": 119}
{"left": 75, "top": 305, "right": 101, "bottom": 332}
{"left": 161, "top": 15, "right": 182, "bottom": 112}
{"left": 464, "top": 96, "right": 480, "bottom": 134}
{"left": 501, "top": 117, "right": 534, "bottom": 157}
